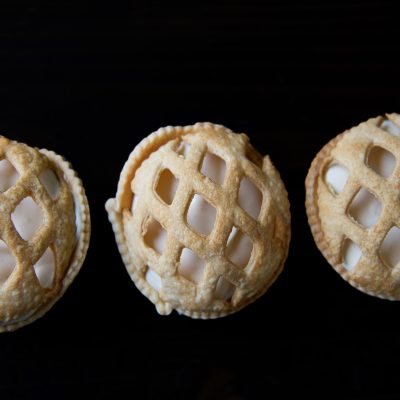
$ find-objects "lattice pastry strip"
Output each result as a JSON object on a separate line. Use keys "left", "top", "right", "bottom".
{"left": 145, "top": 152, "right": 262, "bottom": 259}
{"left": 0, "top": 137, "right": 90, "bottom": 332}
{"left": 306, "top": 114, "right": 400, "bottom": 299}
{"left": 107, "top": 123, "right": 290, "bottom": 318}
{"left": 130, "top": 149, "right": 252, "bottom": 307}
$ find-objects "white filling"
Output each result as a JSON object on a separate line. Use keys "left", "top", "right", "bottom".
{"left": 11, "top": 197, "right": 44, "bottom": 241}
{"left": 238, "top": 177, "right": 262, "bottom": 219}
{"left": 367, "top": 146, "right": 395, "bottom": 179}
{"left": 131, "top": 193, "right": 138, "bottom": 212}
{"left": 178, "top": 248, "right": 205, "bottom": 283}
{"left": 379, "top": 226, "right": 400, "bottom": 268}
{"left": 325, "top": 164, "right": 349, "bottom": 194}
{"left": 0, "top": 240, "right": 15, "bottom": 285}
{"left": 73, "top": 196, "right": 83, "bottom": 248}
{"left": 146, "top": 267, "right": 162, "bottom": 291}
{"left": 156, "top": 169, "right": 178, "bottom": 205}
{"left": 380, "top": 119, "right": 400, "bottom": 137}
{"left": 201, "top": 152, "right": 226, "bottom": 185}
{"left": 176, "top": 141, "right": 191, "bottom": 158}
{"left": 215, "top": 276, "right": 235, "bottom": 300}
{"left": 0, "top": 159, "right": 19, "bottom": 192}
{"left": 226, "top": 227, "right": 252, "bottom": 269}
{"left": 342, "top": 239, "right": 362, "bottom": 271}
{"left": 144, "top": 218, "right": 167, "bottom": 254}
{"left": 348, "top": 188, "right": 381, "bottom": 229}
{"left": 187, "top": 194, "right": 216, "bottom": 236}
{"left": 33, "top": 247, "right": 55, "bottom": 288}
{"left": 39, "top": 168, "right": 60, "bottom": 199}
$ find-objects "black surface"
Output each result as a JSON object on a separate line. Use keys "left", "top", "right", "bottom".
{"left": 1, "top": 1, "right": 400, "bottom": 399}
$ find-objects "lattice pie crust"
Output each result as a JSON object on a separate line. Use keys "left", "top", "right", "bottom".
{"left": 106, "top": 123, "right": 290, "bottom": 318}
{"left": 306, "top": 114, "right": 400, "bottom": 299}
{"left": 0, "top": 137, "right": 90, "bottom": 332}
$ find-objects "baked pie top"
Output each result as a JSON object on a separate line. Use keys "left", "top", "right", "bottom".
{"left": 306, "top": 114, "right": 400, "bottom": 299}
{"left": 106, "top": 123, "right": 290, "bottom": 318}
{"left": 0, "top": 137, "right": 90, "bottom": 332}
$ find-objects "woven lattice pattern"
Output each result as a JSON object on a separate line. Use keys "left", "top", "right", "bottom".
{"left": 306, "top": 114, "right": 400, "bottom": 299}
{"left": 107, "top": 123, "right": 290, "bottom": 318}
{"left": 0, "top": 138, "right": 77, "bottom": 327}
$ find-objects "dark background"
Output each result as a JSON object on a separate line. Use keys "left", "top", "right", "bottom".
{"left": 1, "top": 1, "right": 400, "bottom": 399}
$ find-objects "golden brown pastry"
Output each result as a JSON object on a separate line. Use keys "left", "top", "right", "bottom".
{"left": 106, "top": 123, "right": 290, "bottom": 318}
{"left": 306, "top": 113, "right": 400, "bottom": 299}
{"left": 0, "top": 137, "right": 90, "bottom": 332}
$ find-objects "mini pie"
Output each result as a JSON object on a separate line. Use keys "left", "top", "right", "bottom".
{"left": 0, "top": 136, "right": 90, "bottom": 332}
{"left": 306, "top": 113, "right": 400, "bottom": 299}
{"left": 106, "top": 122, "right": 290, "bottom": 318}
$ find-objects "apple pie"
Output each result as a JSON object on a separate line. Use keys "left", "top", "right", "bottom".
{"left": 106, "top": 123, "right": 290, "bottom": 318}
{"left": 0, "top": 137, "right": 90, "bottom": 332}
{"left": 306, "top": 114, "right": 400, "bottom": 299}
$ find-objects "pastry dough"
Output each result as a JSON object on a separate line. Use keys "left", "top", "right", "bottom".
{"left": 0, "top": 137, "right": 90, "bottom": 332}
{"left": 306, "top": 114, "right": 400, "bottom": 299}
{"left": 106, "top": 123, "right": 290, "bottom": 318}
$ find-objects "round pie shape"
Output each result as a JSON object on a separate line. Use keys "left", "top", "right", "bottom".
{"left": 306, "top": 113, "right": 400, "bottom": 299}
{"left": 0, "top": 137, "right": 90, "bottom": 332}
{"left": 106, "top": 122, "right": 290, "bottom": 318}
